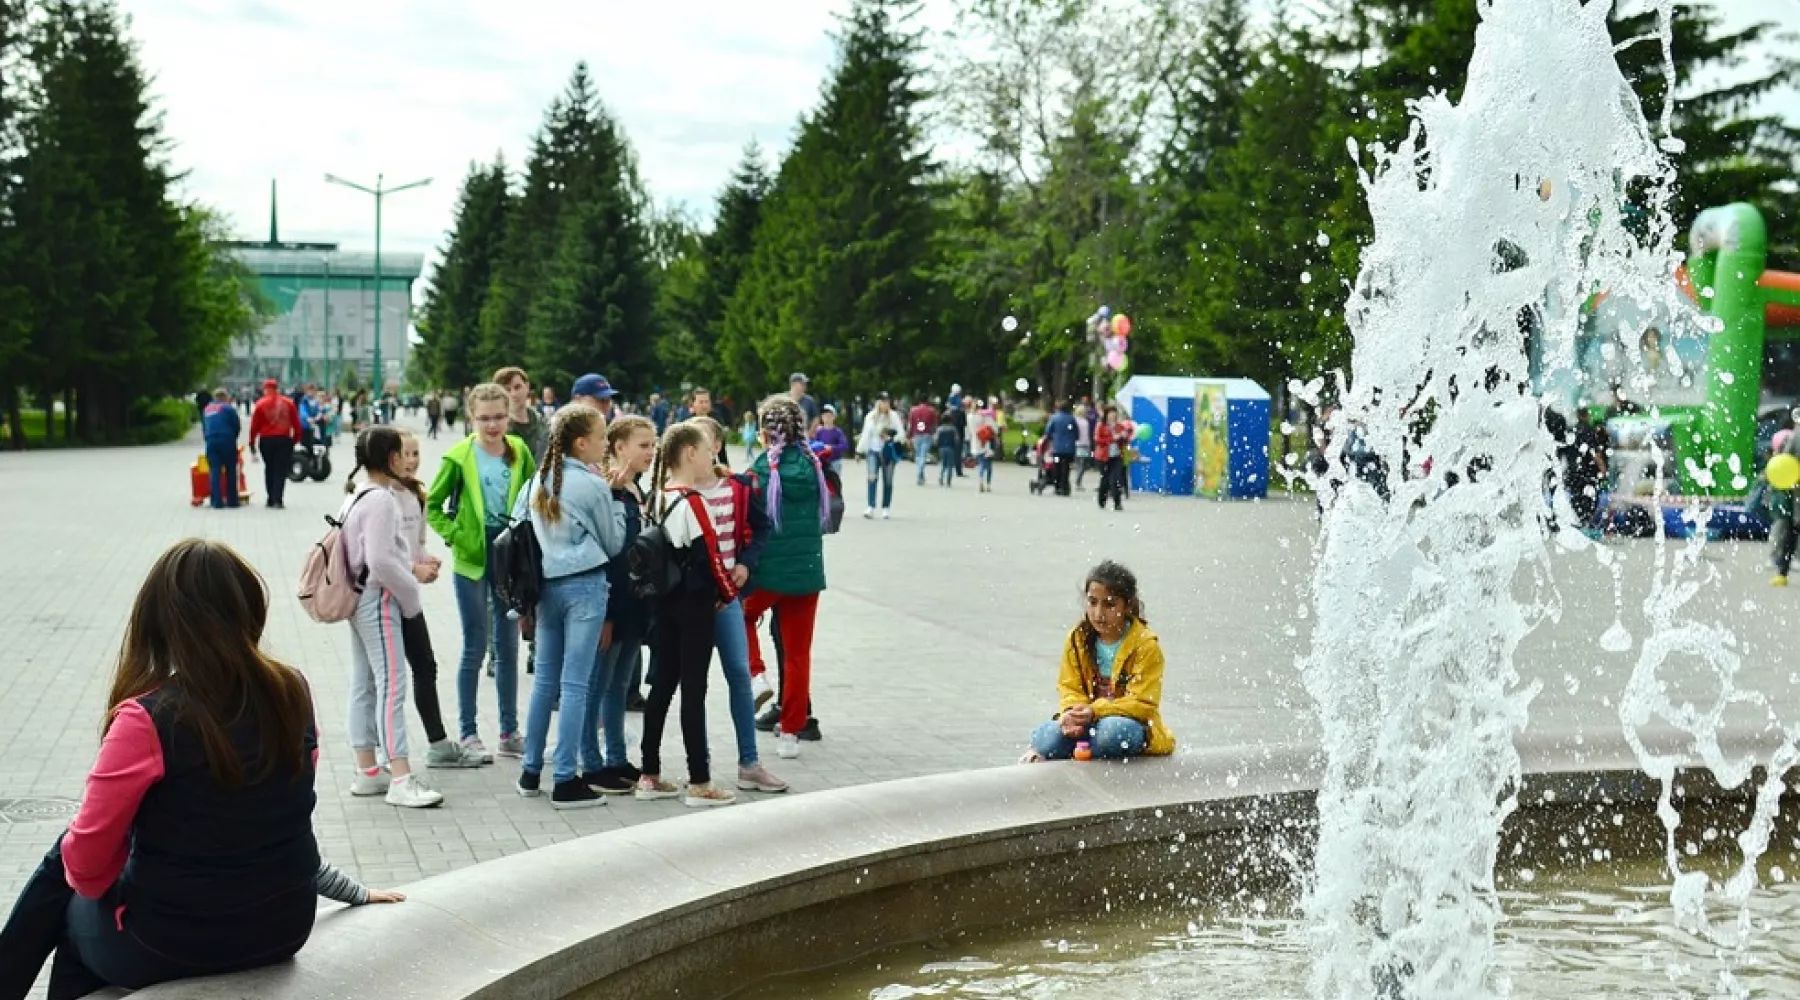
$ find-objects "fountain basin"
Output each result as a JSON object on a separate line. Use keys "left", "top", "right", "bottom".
{"left": 126, "top": 730, "right": 1794, "bottom": 1000}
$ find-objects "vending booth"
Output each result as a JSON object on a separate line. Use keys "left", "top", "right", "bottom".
{"left": 1116, "top": 375, "right": 1270, "bottom": 499}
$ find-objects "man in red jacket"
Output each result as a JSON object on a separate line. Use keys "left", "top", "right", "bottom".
{"left": 247, "top": 379, "right": 301, "bottom": 508}
{"left": 907, "top": 398, "right": 938, "bottom": 486}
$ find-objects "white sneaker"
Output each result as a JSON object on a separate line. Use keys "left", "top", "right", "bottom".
{"left": 880, "top": 509, "right": 892, "bottom": 520}
{"left": 459, "top": 736, "right": 496, "bottom": 764}
{"left": 349, "top": 767, "right": 390, "bottom": 797}
{"left": 750, "top": 672, "right": 774, "bottom": 709}
{"left": 863, "top": 507, "right": 875, "bottom": 519}
{"left": 777, "top": 734, "right": 801, "bottom": 759}
{"left": 385, "top": 774, "right": 444, "bottom": 809}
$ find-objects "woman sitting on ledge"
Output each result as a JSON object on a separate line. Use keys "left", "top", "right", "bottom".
{"left": 1022, "top": 561, "right": 1175, "bottom": 762}
{"left": 0, "top": 539, "right": 401, "bottom": 1000}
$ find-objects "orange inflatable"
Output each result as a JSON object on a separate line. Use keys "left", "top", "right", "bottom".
{"left": 190, "top": 448, "right": 252, "bottom": 507}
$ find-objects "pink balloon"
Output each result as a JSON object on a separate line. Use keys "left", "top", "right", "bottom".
{"left": 1112, "top": 314, "right": 1132, "bottom": 337}
{"left": 1776, "top": 429, "right": 1793, "bottom": 454}
{"left": 1106, "top": 350, "right": 1125, "bottom": 370}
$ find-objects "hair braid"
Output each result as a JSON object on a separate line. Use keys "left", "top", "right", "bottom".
{"left": 534, "top": 405, "right": 600, "bottom": 524}
{"left": 756, "top": 395, "right": 830, "bottom": 531}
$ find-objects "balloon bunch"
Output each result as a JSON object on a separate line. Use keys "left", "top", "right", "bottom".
{"left": 1086, "top": 305, "right": 1133, "bottom": 371}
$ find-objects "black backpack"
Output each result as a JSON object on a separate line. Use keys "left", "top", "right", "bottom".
{"left": 627, "top": 491, "right": 710, "bottom": 601}
{"left": 490, "top": 512, "right": 544, "bottom": 616}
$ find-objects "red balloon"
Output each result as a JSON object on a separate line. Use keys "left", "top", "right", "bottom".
{"left": 1112, "top": 314, "right": 1132, "bottom": 337}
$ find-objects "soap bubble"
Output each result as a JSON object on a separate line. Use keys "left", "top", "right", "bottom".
{"left": 1169, "top": 421, "right": 1186, "bottom": 437}
{"left": 1014, "top": 377, "right": 1030, "bottom": 392}
{"left": 1001, "top": 315, "right": 1018, "bottom": 332}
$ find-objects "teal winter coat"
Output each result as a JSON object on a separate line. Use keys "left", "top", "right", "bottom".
{"left": 748, "top": 446, "right": 827, "bottom": 595}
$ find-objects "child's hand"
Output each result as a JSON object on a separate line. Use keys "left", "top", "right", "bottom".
{"left": 412, "top": 562, "right": 439, "bottom": 584}
{"left": 731, "top": 565, "right": 749, "bottom": 588}
{"left": 367, "top": 888, "right": 406, "bottom": 904}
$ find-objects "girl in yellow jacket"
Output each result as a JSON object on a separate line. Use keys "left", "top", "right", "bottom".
{"left": 1023, "top": 561, "right": 1175, "bottom": 761}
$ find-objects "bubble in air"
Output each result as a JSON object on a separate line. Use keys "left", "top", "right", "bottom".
{"left": 1300, "top": 271, "right": 1313, "bottom": 285}
{"left": 1169, "top": 421, "right": 1186, "bottom": 437}
{"left": 1002, "top": 315, "right": 1018, "bottom": 332}
{"left": 1014, "top": 378, "right": 1029, "bottom": 392}
{"left": 1317, "top": 232, "right": 1331, "bottom": 247}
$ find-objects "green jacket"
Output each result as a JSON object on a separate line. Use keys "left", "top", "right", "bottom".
{"left": 427, "top": 434, "right": 536, "bottom": 580}
{"left": 748, "top": 447, "right": 827, "bottom": 596}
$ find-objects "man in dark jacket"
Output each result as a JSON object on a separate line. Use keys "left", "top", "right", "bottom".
{"left": 201, "top": 388, "right": 241, "bottom": 508}
{"left": 1045, "top": 400, "right": 1079, "bottom": 496}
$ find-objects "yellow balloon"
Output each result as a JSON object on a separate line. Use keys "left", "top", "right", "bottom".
{"left": 1768, "top": 453, "right": 1800, "bottom": 491}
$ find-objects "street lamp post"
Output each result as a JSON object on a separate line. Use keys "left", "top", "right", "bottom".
{"left": 324, "top": 172, "right": 430, "bottom": 398}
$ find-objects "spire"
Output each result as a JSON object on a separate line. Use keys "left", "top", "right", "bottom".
{"left": 269, "top": 179, "right": 279, "bottom": 244}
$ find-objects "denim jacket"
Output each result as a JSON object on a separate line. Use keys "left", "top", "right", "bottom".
{"left": 512, "top": 459, "right": 627, "bottom": 579}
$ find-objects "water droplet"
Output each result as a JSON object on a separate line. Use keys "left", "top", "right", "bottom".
{"left": 1599, "top": 622, "right": 1633, "bottom": 652}
{"left": 1720, "top": 371, "right": 1736, "bottom": 385}
{"left": 1316, "top": 232, "right": 1331, "bottom": 247}
{"left": 1014, "top": 377, "right": 1030, "bottom": 392}
{"left": 1169, "top": 421, "right": 1186, "bottom": 437}
{"left": 1002, "top": 315, "right": 1018, "bottom": 332}
{"left": 1300, "top": 271, "right": 1313, "bottom": 285}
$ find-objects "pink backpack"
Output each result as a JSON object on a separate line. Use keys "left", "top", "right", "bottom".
{"left": 298, "top": 491, "right": 373, "bottom": 623}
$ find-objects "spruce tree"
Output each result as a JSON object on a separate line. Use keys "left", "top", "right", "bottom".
{"left": 724, "top": 0, "right": 942, "bottom": 398}
{"left": 0, "top": 0, "right": 28, "bottom": 445}
{"left": 418, "top": 156, "right": 512, "bottom": 390}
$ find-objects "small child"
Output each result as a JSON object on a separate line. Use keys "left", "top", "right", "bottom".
{"left": 1021, "top": 561, "right": 1174, "bottom": 762}
{"left": 935, "top": 414, "right": 960, "bottom": 487}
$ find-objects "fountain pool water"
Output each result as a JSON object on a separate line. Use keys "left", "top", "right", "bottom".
{"left": 738, "top": 852, "right": 1800, "bottom": 1000}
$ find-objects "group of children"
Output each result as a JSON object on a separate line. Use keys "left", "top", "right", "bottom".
{"left": 334, "top": 383, "right": 831, "bottom": 811}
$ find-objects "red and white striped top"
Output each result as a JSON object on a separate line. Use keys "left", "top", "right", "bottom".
{"left": 668, "top": 483, "right": 738, "bottom": 569}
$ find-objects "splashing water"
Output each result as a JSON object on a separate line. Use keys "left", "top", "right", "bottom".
{"left": 1293, "top": 0, "right": 1712, "bottom": 996}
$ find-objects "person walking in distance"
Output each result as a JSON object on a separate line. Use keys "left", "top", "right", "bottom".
{"left": 743, "top": 397, "right": 831, "bottom": 760}
{"left": 201, "top": 388, "right": 241, "bottom": 509}
{"left": 426, "top": 384, "right": 537, "bottom": 762}
{"left": 512, "top": 406, "right": 628, "bottom": 809}
{"left": 858, "top": 393, "right": 905, "bottom": 518}
{"left": 811, "top": 405, "right": 850, "bottom": 478}
{"left": 248, "top": 379, "right": 301, "bottom": 509}
{"left": 935, "top": 408, "right": 960, "bottom": 487}
{"left": 789, "top": 373, "right": 821, "bottom": 430}
{"left": 339, "top": 428, "right": 445, "bottom": 809}
{"left": 1094, "top": 404, "right": 1128, "bottom": 511}
{"left": 1045, "top": 400, "right": 1079, "bottom": 497}
{"left": 973, "top": 404, "right": 998, "bottom": 493}
{"left": 425, "top": 393, "right": 442, "bottom": 439}
{"left": 908, "top": 396, "right": 938, "bottom": 486}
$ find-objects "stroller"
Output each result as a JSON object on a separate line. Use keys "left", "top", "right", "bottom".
{"left": 1028, "top": 435, "right": 1056, "bottom": 495}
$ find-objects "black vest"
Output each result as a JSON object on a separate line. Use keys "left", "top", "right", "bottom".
{"left": 118, "top": 688, "right": 321, "bottom": 963}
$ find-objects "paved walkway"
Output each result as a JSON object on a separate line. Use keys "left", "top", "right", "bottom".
{"left": 2, "top": 417, "right": 1795, "bottom": 931}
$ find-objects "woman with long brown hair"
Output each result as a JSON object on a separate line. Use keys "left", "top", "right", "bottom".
{"left": 0, "top": 540, "right": 401, "bottom": 1000}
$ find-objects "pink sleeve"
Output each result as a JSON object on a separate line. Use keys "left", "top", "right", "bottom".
{"left": 62, "top": 701, "right": 164, "bottom": 898}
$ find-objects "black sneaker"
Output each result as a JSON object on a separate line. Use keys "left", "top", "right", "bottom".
{"left": 579, "top": 770, "right": 634, "bottom": 795}
{"left": 605, "top": 762, "right": 643, "bottom": 784}
{"left": 551, "top": 779, "right": 605, "bottom": 810}
{"left": 755, "top": 703, "right": 781, "bottom": 732}
{"left": 516, "top": 769, "right": 542, "bottom": 797}
{"left": 626, "top": 691, "right": 647, "bottom": 712}
{"left": 796, "top": 717, "right": 822, "bottom": 742}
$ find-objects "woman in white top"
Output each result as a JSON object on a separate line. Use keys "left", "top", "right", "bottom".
{"left": 340, "top": 427, "right": 443, "bottom": 808}
{"left": 857, "top": 392, "right": 906, "bottom": 519}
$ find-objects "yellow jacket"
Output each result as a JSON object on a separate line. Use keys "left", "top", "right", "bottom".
{"left": 1055, "top": 621, "right": 1175, "bottom": 755}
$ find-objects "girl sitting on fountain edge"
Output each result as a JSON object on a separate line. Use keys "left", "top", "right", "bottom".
{"left": 1021, "top": 561, "right": 1175, "bottom": 762}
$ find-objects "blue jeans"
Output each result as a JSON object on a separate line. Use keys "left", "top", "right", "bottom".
{"left": 205, "top": 444, "right": 238, "bottom": 508}
{"left": 454, "top": 559, "right": 520, "bottom": 740}
{"left": 1030, "top": 716, "right": 1149, "bottom": 759}
{"left": 978, "top": 454, "right": 993, "bottom": 485}
{"left": 866, "top": 452, "right": 895, "bottom": 509}
{"left": 913, "top": 434, "right": 932, "bottom": 484}
{"left": 938, "top": 444, "right": 958, "bottom": 484}
{"left": 523, "top": 571, "right": 608, "bottom": 783}
{"left": 580, "top": 615, "right": 645, "bottom": 774}
{"left": 714, "top": 598, "right": 760, "bottom": 769}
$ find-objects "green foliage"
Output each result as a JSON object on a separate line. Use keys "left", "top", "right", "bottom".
{"left": 417, "top": 157, "right": 512, "bottom": 390}
{"left": 1, "top": 0, "right": 261, "bottom": 447}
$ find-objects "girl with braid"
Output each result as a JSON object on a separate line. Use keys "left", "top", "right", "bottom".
{"left": 510, "top": 406, "right": 628, "bottom": 809}
{"left": 637, "top": 422, "right": 738, "bottom": 807}
{"left": 742, "top": 396, "right": 831, "bottom": 761}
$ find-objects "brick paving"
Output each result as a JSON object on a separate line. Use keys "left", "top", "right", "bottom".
{"left": 3, "top": 416, "right": 1797, "bottom": 983}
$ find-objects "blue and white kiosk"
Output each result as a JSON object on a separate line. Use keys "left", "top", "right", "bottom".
{"left": 1116, "top": 375, "right": 1271, "bottom": 499}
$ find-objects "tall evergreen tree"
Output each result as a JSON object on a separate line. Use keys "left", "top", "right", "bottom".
{"left": 1610, "top": 4, "right": 1800, "bottom": 244}
{"left": 656, "top": 143, "right": 770, "bottom": 397}
{"left": 12, "top": 0, "right": 248, "bottom": 441}
{"left": 723, "top": 0, "right": 942, "bottom": 398}
{"left": 417, "top": 156, "right": 511, "bottom": 390}
{"left": 0, "top": 0, "right": 28, "bottom": 444}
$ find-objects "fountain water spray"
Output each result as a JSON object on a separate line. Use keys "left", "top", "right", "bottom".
{"left": 1296, "top": 0, "right": 1686, "bottom": 996}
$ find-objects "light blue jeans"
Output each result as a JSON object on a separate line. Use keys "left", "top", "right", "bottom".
{"left": 1030, "top": 716, "right": 1149, "bottom": 760}
{"left": 522, "top": 571, "right": 609, "bottom": 784}
{"left": 866, "top": 451, "right": 895, "bottom": 510}
{"left": 913, "top": 434, "right": 933, "bottom": 484}
{"left": 453, "top": 560, "right": 519, "bottom": 741}
{"left": 580, "top": 615, "right": 645, "bottom": 774}
{"left": 714, "top": 598, "right": 761, "bottom": 769}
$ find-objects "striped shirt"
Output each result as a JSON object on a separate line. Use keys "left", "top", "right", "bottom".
{"left": 696, "top": 483, "right": 738, "bottom": 569}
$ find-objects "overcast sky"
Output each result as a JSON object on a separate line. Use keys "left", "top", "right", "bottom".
{"left": 124, "top": 0, "right": 1797, "bottom": 261}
